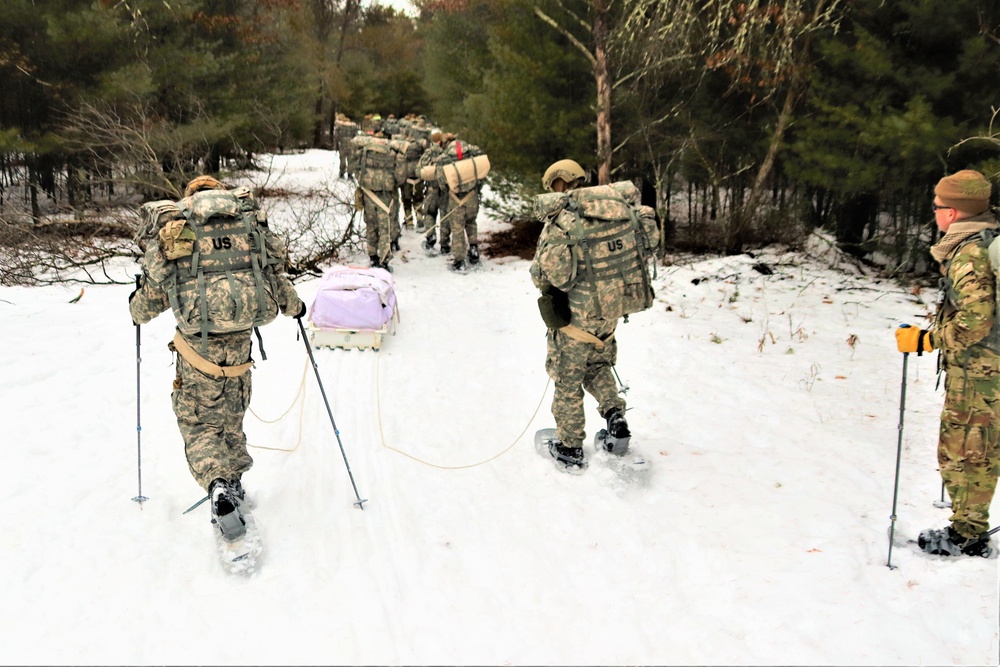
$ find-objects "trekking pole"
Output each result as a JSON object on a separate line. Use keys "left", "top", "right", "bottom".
{"left": 132, "top": 274, "right": 149, "bottom": 504}
{"left": 297, "top": 317, "right": 367, "bottom": 509}
{"left": 886, "top": 349, "right": 909, "bottom": 569}
{"left": 612, "top": 365, "right": 630, "bottom": 395}
{"left": 933, "top": 481, "right": 950, "bottom": 508}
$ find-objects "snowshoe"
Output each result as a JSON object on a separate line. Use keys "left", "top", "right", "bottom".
{"left": 917, "top": 526, "right": 994, "bottom": 558}
{"left": 534, "top": 428, "right": 587, "bottom": 474}
{"left": 210, "top": 478, "right": 247, "bottom": 542}
{"left": 449, "top": 258, "right": 468, "bottom": 273}
{"left": 422, "top": 233, "right": 437, "bottom": 256}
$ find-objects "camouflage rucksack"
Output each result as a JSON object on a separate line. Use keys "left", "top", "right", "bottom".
{"left": 136, "top": 200, "right": 184, "bottom": 253}
{"left": 435, "top": 140, "right": 485, "bottom": 194}
{"left": 351, "top": 135, "right": 405, "bottom": 191}
{"left": 392, "top": 138, "right": 426, "bottom": 180}
{"left": 153, "top": 187, "right": 285, "bottom": 350}
{"left": 532, "top": 181, "right": 659, "bottom": 321}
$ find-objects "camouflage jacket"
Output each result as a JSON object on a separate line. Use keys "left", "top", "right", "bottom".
{"left": 934, "top": 212, "right": 1000, "bottom": 376}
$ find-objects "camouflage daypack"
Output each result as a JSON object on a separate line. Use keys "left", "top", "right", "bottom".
{"left": 156, "top": 187, "right": 284, "bottom": 350}
{"left": 533, "top": 181, "right": 659, "bottom": 321}
{"left": 351, "top": 135, "right": 405, "bottom": 191}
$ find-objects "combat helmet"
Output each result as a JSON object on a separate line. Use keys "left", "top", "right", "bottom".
{"left": 542, "top": 159, "right": 586, "bottom": 192}
{"left": 184, "top": 175, "right": 226, "bottom": 198}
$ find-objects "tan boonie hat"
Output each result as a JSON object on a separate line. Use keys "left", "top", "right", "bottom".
{"left": 935, "top": 170, "right": 991, "bottom": 215}
{"left": 184, "top": 175, "right": 226, "bottom": 198}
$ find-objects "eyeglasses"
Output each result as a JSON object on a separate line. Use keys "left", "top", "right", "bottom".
{"left": 931, "top": 203, "right": 954, "bottom": 212}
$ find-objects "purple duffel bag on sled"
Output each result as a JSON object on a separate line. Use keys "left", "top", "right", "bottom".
{"left": 308, "top": 265, "right": 398, "bottom": 350}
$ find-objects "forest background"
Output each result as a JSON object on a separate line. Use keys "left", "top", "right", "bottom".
{"left": 1, "top": 0, "right": 1000, "bottom": 285}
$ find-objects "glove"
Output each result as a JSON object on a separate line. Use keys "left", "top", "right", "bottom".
{"left": 537, "top": 285, "right": 571, "bottom": 329}
{"left": 294, "top": 302, "right": 307, "bottom": 319}
{"left": 895, "top": 324, "right": 934, "bottom": 355}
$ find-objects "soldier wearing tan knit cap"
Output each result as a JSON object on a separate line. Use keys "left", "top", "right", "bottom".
{"left": 895, "top": 167, "right": 1000, "bottom": 557}
{"left": 934, "top": 169, "right": 992, "bottom": 216}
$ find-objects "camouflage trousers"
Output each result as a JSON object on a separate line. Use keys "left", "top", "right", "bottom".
{"left": 401, "top": 179, "right": 424, "bottom": 228}
{"left": 545, "top": 323, "right": 625, "bottom": 448}
{"left": 362, "top": 188, "right": 399, "bottom": 263}
{"left": 939, "top": 372, "right": 1000, "bottom": 538}
{"left": 422, "top": 186, "right": 442, "bottom": 242}
{"left": 442, "top": 189, "right": 479, "bottom": 260}
{"left": 170, "top": 331, "right": 253, "bottom": 492}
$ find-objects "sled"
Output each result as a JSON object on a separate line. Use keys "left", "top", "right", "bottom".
{"left": 307, "top": 265, "right": 399, "bottom": 351}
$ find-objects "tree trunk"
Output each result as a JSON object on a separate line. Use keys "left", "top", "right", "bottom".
{"left": 727, "top": 76, "right": 799, "bottom": 253}
{"left": 593, "top": 0, "right": 611, "bottom": 185}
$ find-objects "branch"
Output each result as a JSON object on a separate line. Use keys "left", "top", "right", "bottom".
{"left": 533, "top": 6, "right": 595, "bottom": 67}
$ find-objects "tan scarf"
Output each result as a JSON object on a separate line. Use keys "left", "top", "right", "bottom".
{"left": 930, "top": 220, "right": 999, "bottom": 263}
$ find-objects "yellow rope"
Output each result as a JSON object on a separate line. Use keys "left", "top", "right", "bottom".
{"left": 239, "top": 339, "right": 551, "bottom": 466}
{"left": 246, "top": 358, "right": 309, "bottom": 453}
{"left": 375, "top": 345, "right": 551, "bottom": 469}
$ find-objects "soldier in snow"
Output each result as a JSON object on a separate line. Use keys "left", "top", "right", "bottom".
{"left": 129, "top": 176, "right": 306, "bottom": 540}
{"left": 529, "top": 159, "right": 658, "bottom": 472}
{"left": 896, "top": 169, "right": 999, "bottom": 557}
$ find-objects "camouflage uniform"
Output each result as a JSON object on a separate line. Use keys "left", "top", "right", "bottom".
{"left": 399, "top": 131, "right": 428, "bottom": 230}
{"left": 530, "top": 225, "right": 625, "bottom": 449}
{"left": 419, "top": 141, "right": 445, "bottom": 247}
{"left": 129, "top": 193, "right": 305, "bottom": 492}
{"left": 334, "top": 121, "right": 359, "bottom": 178}
{"left": 931, "top": 212, "right": 1000, "bottom": 539}
{"left": 351, "top": 135, "right": 405, "bottom": 266}
{"left": 437, "top": 139, "right": 482, "bottom": 262}
{"left": 541, "top": 320, "right": 624, "bottom": 449}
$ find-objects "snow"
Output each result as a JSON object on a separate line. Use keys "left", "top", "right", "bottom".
{"left": 1, "top": 149, "right": 997, "bottom": 666}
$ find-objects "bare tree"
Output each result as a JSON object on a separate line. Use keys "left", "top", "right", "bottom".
{"left": 617, "top": 0, "right": 845, "bottom": 251}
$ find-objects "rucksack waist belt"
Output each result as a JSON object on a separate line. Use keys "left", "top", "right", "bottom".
{"left": 559, "top": 324, "right": 614, "bottom": 351}
{"left": 171, "top": 331, "right": 254, "bottom": 378}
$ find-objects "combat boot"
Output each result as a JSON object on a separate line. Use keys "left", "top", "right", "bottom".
{"left": 597, "top": 407, "right": 631, "bottom": 456}
{"left": 548, "top": 439, "right": 586, "bottom": 471}
{"left": 917, "top": 525, "right": 994, "bottom": 557}
{"left": 369, "top": 254, "right": 380, "bottom": 267}
{"left": 468, "top": 244, "right": 480, "bottom": 265}
{"left": 423, "top": 231, "right": 436, "bottom": 251}
{"left": 450, "top": 258, "right": 467, "bottom": 272}
{"left": 210, "top": 478, "right": 247, "bottom": 542}
{"left": 390, "top": 239, "right": 400, "bottom": 252}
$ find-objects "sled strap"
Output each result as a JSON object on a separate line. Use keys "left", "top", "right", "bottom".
{"left": 360, "top": 186, "right": 392, "bottom": 215}
{"left": 172, "top": 331, "right": 254, "bottom": 378}
{"left": 559, "top": 324, "right": 613, "bottom": 351}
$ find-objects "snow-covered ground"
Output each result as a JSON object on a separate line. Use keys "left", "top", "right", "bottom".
{"left": 0, "top": 150, "right": 997, "bottom": 666}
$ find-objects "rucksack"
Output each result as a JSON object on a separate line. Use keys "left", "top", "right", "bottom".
{"left": 155, "top": 187, "right": 284, "bottom": 350}
{"left": 435, "top": 141, "right": 488, "bottom": 194}
{"left": 351, "top": 135, "right": 405, "bottom": 191}
{"left": 392, "top": 138, "right": 426, "bottom": 180}
{"left": 136, "top": 200, "right": 184, "bottom": 253}
{"left": 532, "top": 181, "right": 659, "bottom": 321}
